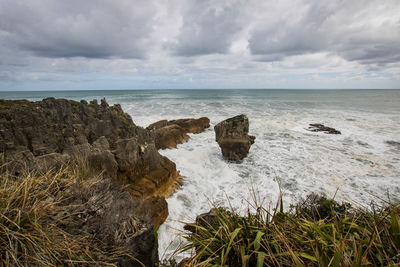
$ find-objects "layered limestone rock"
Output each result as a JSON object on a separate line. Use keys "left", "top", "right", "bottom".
{"left": 147, "top": 117, "right": 210, "bottom": 149}
{"left": 0, "top": 98, "right": 182, "bottom": 225}
{"left": 214, "top": 114, "right": 255, "bottom": 161}
{"left": 168, "top": 117, "right": 210, "bottom": 134}
{"left": 63, "top": 178, "right": 159, "bottom": 266}
{"left": 0, "top": 97, "right": 186, "bottom": 265}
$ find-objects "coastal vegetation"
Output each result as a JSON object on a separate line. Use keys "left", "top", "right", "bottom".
{"left": 0, "top": 163, "right": 132, "bottom": 266}
{"left": 2, "top": 163, "right": 398, "bottom": 267}
{"left": 171, "top": 194, "right": 400, "bottom": 266}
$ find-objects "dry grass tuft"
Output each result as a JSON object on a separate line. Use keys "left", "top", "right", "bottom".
{"left": 0, "top": 161, "right": 130, "bottom": 266}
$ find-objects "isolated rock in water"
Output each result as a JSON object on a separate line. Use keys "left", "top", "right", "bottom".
{"left": 214, "top": 114, "right": 255, "bottom": 161}
{"left": 386, "top": 140, "right": 400, "bottom": 149}
{"left": 146, "top": 117, "right": 210, "bottom": 149}
{"left": 0, "top": 98, "right": 182, "bottom": 227}
{"left": 308, "top": 123, "right": 341, "bottom": 134}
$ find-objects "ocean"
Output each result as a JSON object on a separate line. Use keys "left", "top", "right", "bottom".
{"left": 1, "top": 89, "right": 400, "bottom": 260}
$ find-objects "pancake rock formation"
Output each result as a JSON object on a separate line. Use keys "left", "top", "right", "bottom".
{"left": 0, "top": 98, "right": 183, "bottom": 266}
{"left": 147, "top": 117, "right": 210, "bottom": 149}
{"left": 214, "top": 114, "right": 255, "bottom": 161}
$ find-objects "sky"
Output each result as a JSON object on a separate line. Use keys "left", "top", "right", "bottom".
{"left": 0, "top": 0, "right": 399, "bottom": 91}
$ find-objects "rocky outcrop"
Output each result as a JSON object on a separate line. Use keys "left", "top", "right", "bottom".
{"left": 0, "top": 98, "right": 182, "bottom": 224}
{"left": 0, "top": 97, "right": 186, "bottom": 265}
{"left": 168, "top": 117, "right": 210, "bottom": 134}
{"left": 63, "top": 178, "right": 159, "bottom": 266}
{"left": 307, "top": 123, "right": 341, "bottom": 134}
{"left": 147, "top": 117, "right": 210, "bottom": 149}
{"left": 152, "top": 125, "right": 190, "bottom": 149}
{"left": 214, "top": 115, "right": 255, "bottom": 161}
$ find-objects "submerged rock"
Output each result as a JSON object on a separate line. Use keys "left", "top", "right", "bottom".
{"left": 214, "top": 114, "right": 255, "bottom": 161}
{"left": 147, "top": 117, "right": 210, "bottom": 149}
{"left": 307, "top": 123, "right": 341, "bottom": 134}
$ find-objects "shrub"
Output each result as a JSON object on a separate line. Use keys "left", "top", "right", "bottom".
{"left": 180, "top": 195, "right": 400, "bottom": 266}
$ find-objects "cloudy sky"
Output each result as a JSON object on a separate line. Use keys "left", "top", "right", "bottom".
{"left": 0, "top": 0, "right": 399, "bottom": 90}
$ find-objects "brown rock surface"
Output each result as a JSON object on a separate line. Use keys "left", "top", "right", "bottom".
{"left": 64, "top": 178, "right": 160, "bottom": 266}
{"left": 147, "top": 117, "right": 210, "bottom": 149}
{"left": 169, "top": 117, "right": 210, "bottom": 133}
{"left": 214, "top": 114, "right": 255, "bottom": 161}
{"left": 0, "top": 97, "right": 185, "bottom": 265}
{"left": 152, "top": 124, "right": 190, "bottom": 149}
{"left": 0, "top": 98, "right": 182, "bottom": 222}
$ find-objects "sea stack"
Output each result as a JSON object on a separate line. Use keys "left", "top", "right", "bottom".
{"left": 214, "top": 114, "right": 255, "bottom": 161}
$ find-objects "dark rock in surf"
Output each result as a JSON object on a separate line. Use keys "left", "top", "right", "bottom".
{"left": 214, "top": 114, "right": 255, "bottom": 161}
{"left": 307, "top": 123, "right": 341, "bottom": 134}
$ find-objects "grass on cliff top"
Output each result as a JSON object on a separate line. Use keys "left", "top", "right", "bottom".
{"left": 170, "top": 194, "right": 400, "bottom": 267}
{"left": 0, "top": 162, "right": 130, "bottom": 266}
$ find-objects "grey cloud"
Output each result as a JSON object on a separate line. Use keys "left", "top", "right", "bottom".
{"left": 171, "top": 0, "right": 245, "bottom": 56}
{"left": 0, "top": 0, "right": 157, "bottom": 59}
{"left": 248, "top": 0, "right": 400, "bottom": 66}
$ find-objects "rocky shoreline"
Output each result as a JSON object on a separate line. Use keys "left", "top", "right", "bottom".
{"left": 0, "top": 98, "right": 221, "bottom": 266}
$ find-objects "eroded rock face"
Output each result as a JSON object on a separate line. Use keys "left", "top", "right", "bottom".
{"left": 147, "top": 117, "right": 210, "bottom": 149}
{"left": 63, "top": 178, "right": 159, "bottom": 266}
{"left": 168, "top": 117, "right": 210, "bottom": 134}
{"left": 214, "top": 114, "right": 255, "bottom": 161}
{"left": 0, "top": 98, "right": 181, "bottom": 226}
{"left": 152, "top": 125, "right": 190, "bottom": 150}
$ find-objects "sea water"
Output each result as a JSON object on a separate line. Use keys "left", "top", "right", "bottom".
{"left": 2, "top": 89, "right": 400, "bottom": 260}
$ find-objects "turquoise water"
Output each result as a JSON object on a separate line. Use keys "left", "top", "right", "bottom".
{"left": 2, "top": 89, "right": 400, "bottom": 259}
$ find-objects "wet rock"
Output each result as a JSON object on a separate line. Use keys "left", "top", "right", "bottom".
{"left": 307, "top": 123, "right": 341, "bottom": 134}
{"left": 386, "top": 140, "right": 400, "bottom": 149}
{"left": 147, "top": 117, "right": 210, "bottom": 149}
{"left": 184, "top": 208, "right": 219, "bottom": 233}
{"left": 214, "top": 114, "right": 255, "bottom": 161}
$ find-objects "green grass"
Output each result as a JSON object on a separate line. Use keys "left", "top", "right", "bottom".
{"left": 175, "top": 194, "right": 400, "bottom": 266}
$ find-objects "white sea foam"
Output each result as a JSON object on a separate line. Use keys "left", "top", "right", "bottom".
{"left": 116, "top": 92, "right": 400, "bottom": 261}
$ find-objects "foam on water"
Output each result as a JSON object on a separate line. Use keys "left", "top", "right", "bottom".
{"left": 114, "top": 91, "right": 400, "bottom": 261}
{"left": 3, "top": 89, "right": 399, "bottom": 261}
